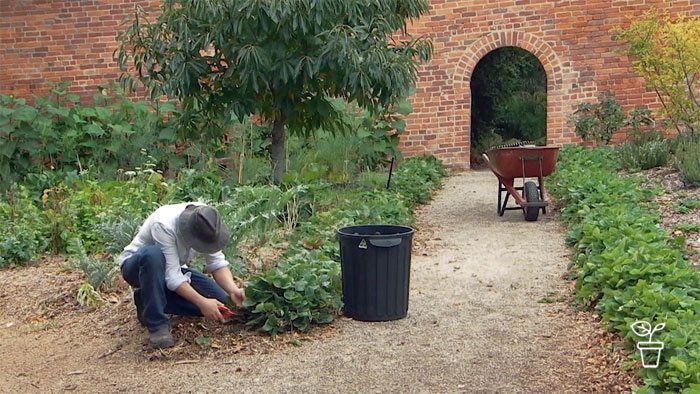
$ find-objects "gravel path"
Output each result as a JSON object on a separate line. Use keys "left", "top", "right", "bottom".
{"left": 1, "top": 170, "right": 618, "bottom": 393}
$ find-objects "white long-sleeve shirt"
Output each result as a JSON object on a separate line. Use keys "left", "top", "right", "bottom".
{"left": 118, "top": 202, "right": 230, "bottom": 291}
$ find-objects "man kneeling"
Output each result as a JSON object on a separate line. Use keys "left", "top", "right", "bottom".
{"left": 119, "top": 203, "right": 245, "bottom": 348}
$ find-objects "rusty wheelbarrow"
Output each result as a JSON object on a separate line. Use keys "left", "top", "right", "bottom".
{"left": 482, "top": 143, "right": 560, "bottom": 221}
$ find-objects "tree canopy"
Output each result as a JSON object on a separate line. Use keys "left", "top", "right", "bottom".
{"left": 613, "top": 9, "right": 700, "bottom": 134}
{"left": 116, "top": 0, "right": 433, "bottom": 183}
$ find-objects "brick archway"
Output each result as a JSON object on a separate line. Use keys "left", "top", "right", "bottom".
{"left": 452, "top": 31, "right": 566, "bottom": 155}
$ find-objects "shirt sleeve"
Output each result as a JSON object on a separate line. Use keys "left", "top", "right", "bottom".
{"left": 152, "top": 222, "right": 190, "bottom": 291}
{"left": 203, "top": 251, "right": 230, "bottom": 273}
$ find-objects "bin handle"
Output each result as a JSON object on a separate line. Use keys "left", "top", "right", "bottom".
{"left": 369, "top": 238, "right": 402, "bottom": 248}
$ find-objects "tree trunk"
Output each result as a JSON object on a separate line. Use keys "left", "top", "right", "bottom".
{"left": 270, "top": 118, "right": 286, "bottom": 185}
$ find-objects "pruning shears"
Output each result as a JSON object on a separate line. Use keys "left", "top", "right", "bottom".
{"left": 218, "top": 304, "right": 235, "bottom": 319}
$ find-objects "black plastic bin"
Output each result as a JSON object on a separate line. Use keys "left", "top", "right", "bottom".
{"left": 337, "top": 224, "right": 415, "bottom": 321}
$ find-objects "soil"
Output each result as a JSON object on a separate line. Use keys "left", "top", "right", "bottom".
{"left": 1, "top": 167, "right": 694, "bottom": 394}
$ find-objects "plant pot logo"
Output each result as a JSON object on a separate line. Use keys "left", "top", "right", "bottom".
{"left": 630, "top": 320, "right": 665, "bottom": 368}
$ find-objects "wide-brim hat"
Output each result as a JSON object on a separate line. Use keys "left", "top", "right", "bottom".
{"left": 178, "top": 204, "right": 230, "bottom": 254}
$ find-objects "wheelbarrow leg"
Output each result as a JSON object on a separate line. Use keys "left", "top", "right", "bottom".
{"left": 537, "top": 175, "right": 551, "bottom": 215}
{"left": 497, "top": 181, "right": 507, "bottom": 216}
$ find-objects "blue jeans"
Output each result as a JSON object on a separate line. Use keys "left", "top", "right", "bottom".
{"left": 120, "top": 245, "right": 229, "bottom": 332}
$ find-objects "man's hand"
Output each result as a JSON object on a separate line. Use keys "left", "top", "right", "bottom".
{"left": 175, "top": 282, "right": 228, "bottom": 322}
{"left": 198, "top": 297, "right": 227, "bottom": 322}
{"left": 229, "top": 287, "right": 245, "bottom": 307}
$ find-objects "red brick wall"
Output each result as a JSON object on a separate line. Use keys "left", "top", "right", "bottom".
{"left": 1, "top": 1, "right": 699, "bottom": 168}
{"left": 0, "top": 0, "right": 158, "bottom": 99}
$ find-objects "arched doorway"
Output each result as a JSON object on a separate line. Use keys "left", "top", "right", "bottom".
{"left": 470, "top": 46, "right": 547, "bottom": 167}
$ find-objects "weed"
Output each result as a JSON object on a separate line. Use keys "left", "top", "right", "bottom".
{"left": 30, "top": 319, "right": 61, "bottom": 332}
{"left": 76, "top": 283, "right": 105, "bottom": 307}
{"left": 673, "top": 223, "right": 700, "bottom": 233}
{"left": 673, "top": 199, "right": 700, "bottom": 214}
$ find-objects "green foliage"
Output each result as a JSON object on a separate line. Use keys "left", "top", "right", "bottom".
{"left": 218, "top": 185, "right": 310, "bottom": 250}
{"left": 613, "top": 9, "right": 700, "bottom": 134}
{"left": 0, "top": 83, "right": 231, "bottom": 192}
{"left": 315, "top": 190, "right": 416, "bottom": 232}
{"left": 390, "top": 155, "right": 448, "bottom": 204}
{"left": 41, "top": 177, "right": 104, "bottom": 254}
{"left": 472, "top": 130, "right": 508, "bottom": 155}
{"left": 354, "top": 97, "right": 413, "bottom": 170}
{"left": 616, "top": 130, "right": 671, "bottom": 171}
{"left": 169, "top": 168, "right": 233, "bottom": 203}
{"left": 40, "top": 162, "right": 171, "bottom": 255}
{"left": 549, "top": 145, "right": 700, "bottom": 392}
{"left": 243, "top": 251, "right": 342, "bottom": 335}
{"left": 673, "top": 198, "right": 700, "bottom": 214}
{"left": 569, "top": 91, "right": 626, "bottom": 146}
{"left": 69, "top": 239, "right": 119, "bottom": 291}
{"left": 284, "top": 96, "right": 413, "bottom": 186}
{"left": 673, "top": 133, "right": 700, "bottom": 186}
{"left": 0, "top": 185, "right": 49, "bottom": 267}
{"left": 673, "top": 223, "right": 700, "bottom": 233}
{"left": 94, "top": 166, "right": 174, "bottom": 256}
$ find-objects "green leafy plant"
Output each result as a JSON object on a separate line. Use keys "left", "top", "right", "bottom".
{"left": 195, "top": 335, "right": 212, "bottom": 347}
{"left": 0, "top": 185, "right": 49, "bottom": 267}
{"left": 549, "top": 145, "right": 700, "bottom": 392}
{"left": 390, "top": 155, "right": 448, "bottom": 204}
{"left": 69, "top": 239, "right": 119, "bottom": 291}
{"left": 673, "top": 223, "right": 700, "bottom": 233}
{"left": 569, "top": 91, "right": 626, "bottom": 146}
{"left": 0, "top": 83, "right": 233, "bottom": 193}
{"left": 218, "top": 185, "right": 310, "bottom": 251}
{"left": 673, "top": 198, "right": 700, "bottom": 214}
{"left": 243, "top": 251, "right": 342, "bottom": 335}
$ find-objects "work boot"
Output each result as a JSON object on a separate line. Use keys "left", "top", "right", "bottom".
{"left": 148, "top": 328, "right": 175, "bottom": 349}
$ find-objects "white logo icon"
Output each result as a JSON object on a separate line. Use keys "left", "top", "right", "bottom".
{"left": 630, "top": 320, "right": 666, "bottom": 368}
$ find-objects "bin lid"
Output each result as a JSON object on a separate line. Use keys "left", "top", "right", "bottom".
{"left": 337, "top": 224, "right": 415, "bottom": 238}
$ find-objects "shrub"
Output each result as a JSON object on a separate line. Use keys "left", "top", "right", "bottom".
{"left": 0, "top": 83, "right": 234, "bottom": 193}
{"left": 613, "top": 9, "right": 700, "bottom": 134}
{"left": 569, "top": 91, "right": 626, "bottom": 146}
{"left": 616, "top": 131, "right": 671, "bottom": 171}
{"left": 673, "top": 133, "right": 700, "bottom": 186}
{"left": 0, "top": 185, "right": 49, "bottom": 267}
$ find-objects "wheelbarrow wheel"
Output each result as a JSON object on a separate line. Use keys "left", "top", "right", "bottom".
{"left": 522, "top": 181, "right": 541, "bottom": 221}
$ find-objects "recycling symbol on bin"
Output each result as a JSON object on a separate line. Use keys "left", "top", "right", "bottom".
{"left": 358, "top": 239, "right": 368, "bottom": 249}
